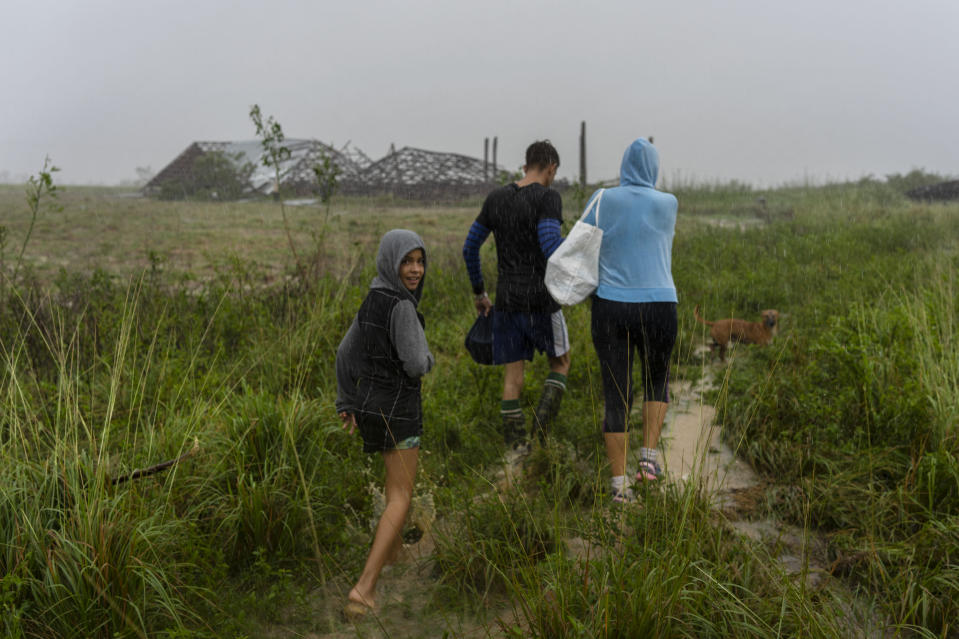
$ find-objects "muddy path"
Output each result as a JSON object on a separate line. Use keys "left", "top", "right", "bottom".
{"left": 656, "top": 368, "right": 886, "bottom": 638}
{"left": 654, "top": 375, "right": 829, "bottom": 584}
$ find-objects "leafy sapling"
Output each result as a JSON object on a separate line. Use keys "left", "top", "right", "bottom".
{"left": 10, "top": 156, "right": 61, "bottom": 284}
{"left": 249, "top": 104, "right": 303, "bottom": 274}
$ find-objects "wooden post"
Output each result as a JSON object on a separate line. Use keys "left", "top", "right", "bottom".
{"left": 579, "top": 121, "right": 587, "bottom": 187}
{"left": 484, "top": 137, "right": 489, "bottom": 181}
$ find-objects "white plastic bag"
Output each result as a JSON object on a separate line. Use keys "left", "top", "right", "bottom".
{"left": 545, "top": 189, "right": 605, "bottom": 306}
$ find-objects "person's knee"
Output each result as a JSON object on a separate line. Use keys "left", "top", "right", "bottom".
{"left": 550, "top": 351, "right": 571, "bottom": 374}
{"left": 384, "top": 473, "right": 415, "bottom": 501}
{"left": 602, "top": 416, "right": 627, "bottom": 434}
{"left": 645, "top": 384, "right": 669, "bottom": 404}
{"left": 384, "top": 487, "right": 413, "bottom": 511}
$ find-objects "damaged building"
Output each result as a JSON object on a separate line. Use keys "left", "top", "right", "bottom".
{"left": 144, "top": 139, "right": 369, "bottom": 199}
{"left": 345, "top": 146, "right": 507, "bottom": 199}
{"left": 145, "top": 139, "right": 512, "bottom": 201}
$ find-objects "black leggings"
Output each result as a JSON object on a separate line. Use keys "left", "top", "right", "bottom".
{"left": 590, "top": 299, "right": 677, "bottom": 433}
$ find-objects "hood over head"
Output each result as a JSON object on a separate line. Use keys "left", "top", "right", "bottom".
{"left": 619, "top": 138, "right": 660, "bottom": 188}
{"left": 370, "top": 229, "right": 427, "bottom": 304}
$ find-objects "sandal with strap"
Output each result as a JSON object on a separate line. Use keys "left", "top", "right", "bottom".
{"left": 636, "top": 460, "right": 662, "bottom": 482}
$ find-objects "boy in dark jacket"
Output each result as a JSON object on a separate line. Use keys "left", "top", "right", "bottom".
{"left": 462, "top": 140, "right": 570, "bottom": 451}
{"left": 336, "top": 229, "right": 434, "bottom": 616}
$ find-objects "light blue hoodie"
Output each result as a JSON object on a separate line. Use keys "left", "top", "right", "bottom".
{"left": 581, "top": 138, "right": 678, "bottom": 303}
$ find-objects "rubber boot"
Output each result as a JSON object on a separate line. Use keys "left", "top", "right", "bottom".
{"left": 533, "top": 383, "right": 565, "bottom": 442}
{"left": 502, "top": 412, "right": 529, "bottom": 453}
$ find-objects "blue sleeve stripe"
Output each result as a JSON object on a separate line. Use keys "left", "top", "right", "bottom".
{"left": 538, "top": 218, "right": 563, "bottom": 258}
{"left": 462, "top": 221, "right": 491, "bottom": 291}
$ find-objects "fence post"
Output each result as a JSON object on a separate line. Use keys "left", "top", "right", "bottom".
{"left": 484, "top": 137, "right": 489, "bottom": 181}
{"left": 579, "top": 121, "right": 587, "bottom": 187}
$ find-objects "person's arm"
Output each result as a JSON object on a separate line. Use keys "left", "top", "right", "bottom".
{"left": 390, "top": 301, "right": 435, "bottom": 378}
{"left": 335, "top": 318, "right": 361, "bottom": 415}
{"left": 536, "top": 188, "right": 564, "bottom": 258}
{"left": 537, "top": 217, "right": 563, "bottom": 258}
{"left": 462, "top": 220, "right": 490, "bottom": 294}
{"left": 462, "top": 219, "right": 493, "bottom": 315}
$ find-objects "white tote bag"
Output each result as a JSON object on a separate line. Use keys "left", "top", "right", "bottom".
{"left": 545, "top": 189, "right": 605, "bottom": 306}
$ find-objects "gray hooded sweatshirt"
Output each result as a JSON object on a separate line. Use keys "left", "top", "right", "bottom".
{"left": 335, "top": 230, "right": 434, "bottom": 421}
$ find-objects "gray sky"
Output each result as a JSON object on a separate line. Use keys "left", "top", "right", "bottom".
{"left": 3, "top": 0, "right": 958, "bottom": 187}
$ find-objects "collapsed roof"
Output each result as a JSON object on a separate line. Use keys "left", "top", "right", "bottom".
{"left": 145, "top": 140, "right": 500, "bottom": 198}
{"left": 145, "top": 139, "right": 367, "bottom": 195}
{"left": 356, "top": 146, "right": 496, "bottom": 186}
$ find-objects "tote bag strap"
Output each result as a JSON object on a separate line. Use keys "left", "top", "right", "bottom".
{"left": 593, "top": 188, "right": 604, "bottom": 226}
{"left": 577, "top": 188, "right": 605, "bottom": 226}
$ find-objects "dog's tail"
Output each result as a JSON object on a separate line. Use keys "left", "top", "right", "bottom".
{"left": 694, "top": 305, "right": 713, "bottom": 327}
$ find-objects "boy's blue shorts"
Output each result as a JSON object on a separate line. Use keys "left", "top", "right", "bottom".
{"left": 492, "top": 309, "right": 570, "bottom": 364}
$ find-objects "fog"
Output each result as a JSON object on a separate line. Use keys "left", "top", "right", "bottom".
{"left": 2, "top": 0, "right": 957, "bottom": 186}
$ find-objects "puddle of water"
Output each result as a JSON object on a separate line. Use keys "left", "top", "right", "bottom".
{"left": 629, "top": 377, "right": 758, "bottom": 501}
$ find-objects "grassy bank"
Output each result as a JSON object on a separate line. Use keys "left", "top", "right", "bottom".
{"left": 1, "top": 180, "right": 957, "bottom": 637}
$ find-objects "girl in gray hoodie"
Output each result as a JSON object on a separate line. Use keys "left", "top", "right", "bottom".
{"left": 336, "top": 229, "right": 434, "bottom": 616}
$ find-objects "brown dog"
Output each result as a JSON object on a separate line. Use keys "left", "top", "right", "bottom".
{"left": 694, "top": 305, "right": 779, "bottom": 361}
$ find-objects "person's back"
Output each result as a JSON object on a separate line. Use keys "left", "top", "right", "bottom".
{"left": 476, "top": 182, "right": 562, "bottom": 313}
{"left": 583, "top": 139, "right": 678, "bottom": 303}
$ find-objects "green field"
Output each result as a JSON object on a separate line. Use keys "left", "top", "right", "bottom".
{"left": 1, "top": 178, "right": 957, "bottom": 638}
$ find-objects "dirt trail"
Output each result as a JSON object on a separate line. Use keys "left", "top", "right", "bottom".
{"left": 655, "top": 372, "right": 830, "bottom": 586}
{"left": 656, "top": 377, "right": 758, "bottom": 496}
{"left": 658, "top": 362, "right": 885, "bottom": 637}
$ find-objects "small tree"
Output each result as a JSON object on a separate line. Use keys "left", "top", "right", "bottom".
{"left": 309, "top": 147, "right": 343, "bottom": 276}
{"left": 249, "top": 104, "right": 302, "bottom": 274}
{"left": 249, "top": 104, "right": 291, "bottom": 197}
{"left": 312, "top": 147, "right": 341, "bottom": 208}
{"left": 4, "top": 157, "right": 61, "bottom": 287}
{"left": 191, "top": 151, "right": 253, "bottom": 200}
{"left": 134, "top": 165, "right": 155, "bottom": 187}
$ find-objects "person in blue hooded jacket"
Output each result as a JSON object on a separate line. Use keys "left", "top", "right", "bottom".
{"left": 582, "top": 138, "right": 678, "bottom": 503}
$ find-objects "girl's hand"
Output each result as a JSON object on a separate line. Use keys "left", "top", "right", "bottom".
{"left": 339, "top": 411, "right": 357, "bottom": 434}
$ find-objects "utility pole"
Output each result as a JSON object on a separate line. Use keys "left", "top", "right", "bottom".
{"left": 484, "top": 137, "right": 489, "bottom": 181}
{"left": 579, "top": 121, "right": 587, "bottom": 187}
{"left": 492, "top": 136, "right": 498, "bottom": 175}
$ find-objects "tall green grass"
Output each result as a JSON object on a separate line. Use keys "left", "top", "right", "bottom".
{"left": 715, "top": 206, "right": 959, "bottom": 636}
{"left": 0, "top": 181, "right": 957, "bottom": 636}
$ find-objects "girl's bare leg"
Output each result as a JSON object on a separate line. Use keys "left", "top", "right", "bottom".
{"left": 349, "top": 447, "right": 419, "bottom": 609}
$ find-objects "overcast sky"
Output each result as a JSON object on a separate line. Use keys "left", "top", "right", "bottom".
{"left": 3, "top": 0, "right": 958, "bottom": 187}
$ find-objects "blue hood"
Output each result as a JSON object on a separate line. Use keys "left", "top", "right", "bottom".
{"left": 619, "top": 138, "right": 659, "bottom": 188}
